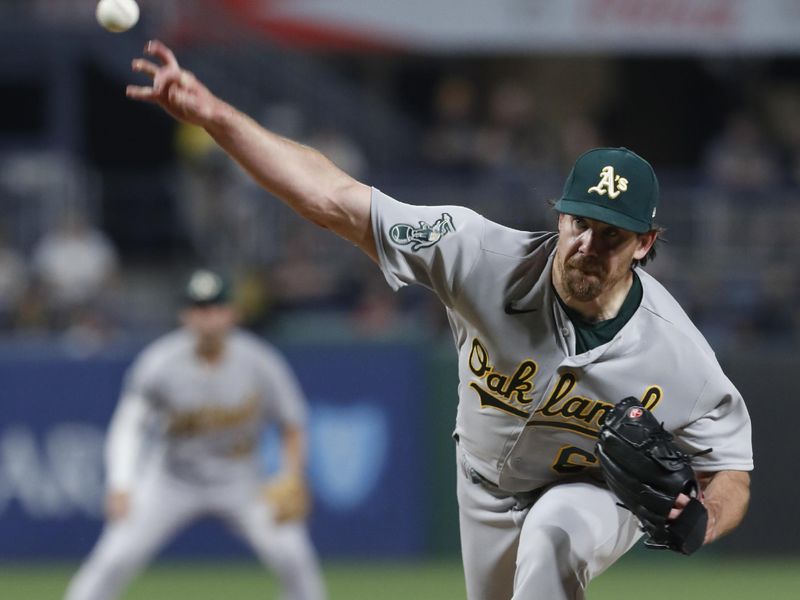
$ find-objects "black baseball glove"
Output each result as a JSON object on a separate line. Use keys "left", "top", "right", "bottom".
{"left": 596, "top": 397, "right": 709, "bottom": 555}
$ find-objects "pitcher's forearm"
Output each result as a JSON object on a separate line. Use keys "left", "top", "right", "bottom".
{"left": 700, "top": 470, "right": 750, "bottom": 543}
{"left": 204, "top": 103, "right": 375, "bottom": 253}
{"left": 127, "top": 40, "right": 376, "bottom": 258}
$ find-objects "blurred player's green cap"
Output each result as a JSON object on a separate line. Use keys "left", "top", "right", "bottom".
{"left": 183, "top": 269, "right": 232, "bottom": 306}
{"left": 555, "top": 147, "right": 659, "bottom": 233}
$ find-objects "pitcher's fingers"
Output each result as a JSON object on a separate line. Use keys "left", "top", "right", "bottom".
{"left": 179, "top": 70, "right": 195, "bottom": 86}
{"left": 145, "top": 40, "right": 179, "bottom": 68}
{"left": 152, "top": 67, "right": 183, "bottom": 94}
{"left": 126, "top": 85, "right": 158, "bottom": 101}
{"left": 168, "top": 86, "right": 195, "bottom": 109}
{"left": 667, "top": 493, "right": 691, "bottom": 521}
{"left": 131, "top": 58, "right": 159, "bottom": 79}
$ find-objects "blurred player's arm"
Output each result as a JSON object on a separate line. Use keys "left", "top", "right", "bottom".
{"left": 104, "top": 394, "right": 150, "bottom": 520}
{"left": 280, "top": 424, "right": 307, "bottom": 479}
{"left": 264, "top": 424, "right": 311, "bottom": 523}
{"left": 127, "top": 40, "right": 375, "bottom": 260}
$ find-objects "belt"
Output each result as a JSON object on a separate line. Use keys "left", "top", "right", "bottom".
{"left": 457, "top": 438, "right": 544, "bottom": 507}
{"left": 467, "top": 465, "right": 501, "bottom": 490}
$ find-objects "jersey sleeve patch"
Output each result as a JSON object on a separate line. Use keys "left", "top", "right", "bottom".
{"left": 388, "top": 212, "right": 455, "bottom": 251}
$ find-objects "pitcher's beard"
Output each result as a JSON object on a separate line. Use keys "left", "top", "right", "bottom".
{"left": 563, "top": 269, "right": 603, "bottom": 301}
{"left": 561, "top": 257, "right": 607, "bottom": 301}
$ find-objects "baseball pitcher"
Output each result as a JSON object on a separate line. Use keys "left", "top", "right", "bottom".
{"left": 125, "top": 41, "right": 753, "bottom": 600}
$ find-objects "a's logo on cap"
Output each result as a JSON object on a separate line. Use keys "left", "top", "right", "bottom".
{"left": 587, "top": 165, "right": 628, "bottom": 200}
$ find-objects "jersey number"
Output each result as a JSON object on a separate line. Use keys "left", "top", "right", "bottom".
{"left": 552, "top": 445, "right": 597, "bottom": 474}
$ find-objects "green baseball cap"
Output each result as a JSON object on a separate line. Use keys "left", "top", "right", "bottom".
{"left": 183, "top": 269, "right": 232, "bottom": 306}
{"left": 554, "top": 147, "right": 659, "bottom": 233}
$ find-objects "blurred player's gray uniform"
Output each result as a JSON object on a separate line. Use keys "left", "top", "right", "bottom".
{"left": 64, "top": 327, "right": 325, "bottom": 600}
{"left": 371, "top": 190, "right": 753, "bottom": 599}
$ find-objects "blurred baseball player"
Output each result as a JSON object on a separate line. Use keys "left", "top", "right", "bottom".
{"left": 126, "top": 41, "right": 753, "bottom": 600}
{"left": 64, "top": 269, "right": 325, "bottom": 600}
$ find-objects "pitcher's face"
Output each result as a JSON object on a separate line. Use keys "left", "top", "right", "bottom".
{"left": 554, "top": 214, "right": 654, "bottom": 302}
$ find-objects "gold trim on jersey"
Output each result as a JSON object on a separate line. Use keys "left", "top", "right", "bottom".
{"left": 551, "top": 444, "right": 598, "bottom": 474}
{"left": 166, "top": 393, "right": 262, "bottom": 436}
{"left": 469, "top": 383, "right": 529, "bottom": 418}
{"left": 468, "top": 338, "right": 538, "bottom": 418}
{"left": 529, "top": 372, "right": 613, "bottom": 438}
{"left": 529, "top": 373, "right": 666, "bottom": 438}
{"left": 223, "top": 438, "right": 258, "bottom": 458}
{"left": 641, "top": 385, "right": 663, "bottom": 410}
{"left": 467, "top": 338, "right": 666, "bottom": 429}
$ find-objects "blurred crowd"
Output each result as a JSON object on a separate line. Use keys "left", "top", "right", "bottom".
{"left": 0, "top": 205, "right": 119, "bottom": 352}
{"left": 1, "top": 56, "right": 799, "bottom": 355}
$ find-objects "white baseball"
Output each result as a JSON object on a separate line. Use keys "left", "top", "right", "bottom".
{"left": 96, "top": 0, "right": 140, "bottom": 33}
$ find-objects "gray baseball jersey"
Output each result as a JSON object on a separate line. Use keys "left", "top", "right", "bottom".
{"left": 120, "top": 328, "right": 307, "bottom": 484}
{"left": 371, "top": 188, "right": 753, "bottom": 493}
{"left": 65, "top": 329, "right": 325, "bottom": 600}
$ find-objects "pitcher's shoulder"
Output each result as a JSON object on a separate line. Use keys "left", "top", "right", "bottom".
{"left": 637, "top": 270, "right": 716, "bottom": 360}
{"left": 480, "top": 222, "right": 558, "bottom": 260}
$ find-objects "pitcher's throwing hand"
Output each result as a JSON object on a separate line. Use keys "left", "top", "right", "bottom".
{"left": 127, "top": 40, "right": 221, "bottom": 127}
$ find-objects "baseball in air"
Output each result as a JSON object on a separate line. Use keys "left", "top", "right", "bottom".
{"left": 96, "top": 0, "right": 140, "bottom": 33}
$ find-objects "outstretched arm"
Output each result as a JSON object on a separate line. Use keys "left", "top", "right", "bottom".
{"left": 127, "top": 40, "right": 376, "bottom": 260}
